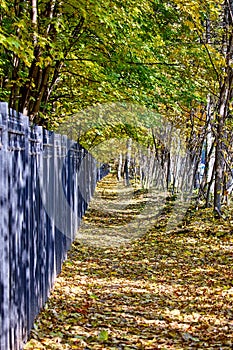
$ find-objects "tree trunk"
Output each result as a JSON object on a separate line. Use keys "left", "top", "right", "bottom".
{"left": 117, "top": 152, "right": 122, "bottom": 181}
{"left": 214, "top": 65, "right": 233, "bottom": 213}
{"left": 124, "top": 138, "right": 132, "bottom": 186}
{"left": 213, "top": 114, "right": 224, "bottom": 213}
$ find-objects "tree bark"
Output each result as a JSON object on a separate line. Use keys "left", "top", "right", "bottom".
{"left": 213, "top": 28, "right": 233, "bottom": 212}
{"left": 124, "top": 138, "right": 132, "bottom": 186}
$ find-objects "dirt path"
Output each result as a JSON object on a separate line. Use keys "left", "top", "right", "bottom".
{"left": 25, "top": 174, "right": 233, "bottom": 349}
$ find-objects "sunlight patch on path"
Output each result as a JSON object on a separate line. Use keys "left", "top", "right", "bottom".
{"left": 76, "top": 174, "right": 166, "bottom": 247}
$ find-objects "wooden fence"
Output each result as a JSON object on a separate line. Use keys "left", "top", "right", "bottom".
{"left": 0, "top": 102, "right": 107, "bottom": 350}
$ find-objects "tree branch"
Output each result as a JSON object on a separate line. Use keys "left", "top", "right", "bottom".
{"left": 226, "top": 0, "right": 233, "bottom": 25}
{"left": 199, "top": 38, "right": 221, "bottom": 85}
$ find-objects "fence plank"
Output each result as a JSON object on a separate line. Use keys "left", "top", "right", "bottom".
{"left": 0, "top": 103, "right": 10, "bottom": 350}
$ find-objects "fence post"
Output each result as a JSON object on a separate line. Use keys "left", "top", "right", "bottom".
{"left": 7, "top": 108, "right": 29, "bottom": 350}
{"left": 27, "top": 123, "right": 44, "bottom": 334}
{"left": 19, "top": 113, "right": 30, "bottom": 349}
{"left": 41, "top": 129, "right": 56, "bottom": 302}
{"left": 0, "top": 103, "right": 10, "bottom": 350}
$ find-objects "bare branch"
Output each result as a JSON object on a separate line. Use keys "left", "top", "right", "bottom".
{"left": 226, "top": 0, "right": 233, "bottom": 24}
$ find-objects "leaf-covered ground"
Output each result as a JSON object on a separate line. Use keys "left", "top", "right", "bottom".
{"left": 24, "top": 174, "right": 233, "bottom": 349}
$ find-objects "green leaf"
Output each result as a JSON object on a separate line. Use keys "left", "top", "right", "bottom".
{"left": 98, "top": 330, "right": 109, "bottom": 341}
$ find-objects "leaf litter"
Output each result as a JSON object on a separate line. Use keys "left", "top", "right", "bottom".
{"left": 24, "top": 174, "right": 233, "bottom": 349}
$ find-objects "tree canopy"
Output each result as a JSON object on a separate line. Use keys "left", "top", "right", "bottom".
{"left": 0, "top": 0, "right": 223, "bottom": 122}
{"left": 1, "top": 0, "right": 233, "bottom": 211}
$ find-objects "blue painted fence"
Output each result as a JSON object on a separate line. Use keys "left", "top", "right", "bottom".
{"left": 0, "top": 102, "right": 108, "bottom": 350}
